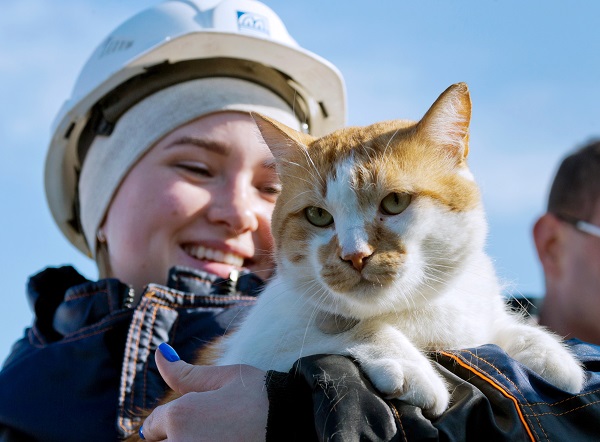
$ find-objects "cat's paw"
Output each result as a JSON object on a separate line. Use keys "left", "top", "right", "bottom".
{"left": 361, "top": 357, "right": 449, "bottom": 417}
{"left": 501, "top": 328, "right": 585, "bottom": 393}
{"left": 513, "top": 342, "right": 585, "bottom": 393}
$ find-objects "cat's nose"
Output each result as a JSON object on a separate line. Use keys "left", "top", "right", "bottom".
{"left": 341, "top": 249, "right": 373, "bottom": 272}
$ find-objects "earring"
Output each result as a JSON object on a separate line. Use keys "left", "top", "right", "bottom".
{"left": 97, "top": 229, "right": 107, "bottom": 244}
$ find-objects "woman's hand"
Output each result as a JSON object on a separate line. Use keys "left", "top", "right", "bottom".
{"left": 140, "top": 344, "right": 268, "bottom": 441}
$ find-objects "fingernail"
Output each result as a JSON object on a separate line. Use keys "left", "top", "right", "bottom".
{"left": 139, "top": 426, "right": 146, "bottom": 440}
{"left": 158, "top": 343, "right": 180, "bottom": 362}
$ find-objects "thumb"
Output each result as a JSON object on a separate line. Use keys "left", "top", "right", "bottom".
{"left": 155, "top": 343, "right": 233, "bottom": 394}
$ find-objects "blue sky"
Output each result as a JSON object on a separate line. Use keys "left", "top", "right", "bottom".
{"left": 1, "top": 0, "right": 599, "bottom": 363}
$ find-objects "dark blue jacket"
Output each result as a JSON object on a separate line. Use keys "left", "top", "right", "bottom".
{"left": 0, "top": 265, "right": 262, "bottom": 441}
{"left": 266, "top": 342, "right": 600, "bottom": 441}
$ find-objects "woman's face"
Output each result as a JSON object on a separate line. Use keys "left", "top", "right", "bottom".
{"left": 101, "top": 112, "right": 279, "bottom": 293}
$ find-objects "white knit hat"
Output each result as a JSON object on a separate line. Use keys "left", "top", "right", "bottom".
{"left": 78, "top": 77, "right": 300, "bottom": 256}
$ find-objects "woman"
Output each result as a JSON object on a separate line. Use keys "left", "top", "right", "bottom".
{"left": 4, "top": 1, "right": 600, "bottom": 440}
{"left": 0, "top": 1, "right": 345, "bottom": 440}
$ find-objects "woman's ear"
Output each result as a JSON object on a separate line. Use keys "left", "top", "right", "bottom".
{"left": 533, "top": 213, "right": 563, "bottom": 279}
{"left": 97, "top": 228, "right": 107, "bottom": 245}
{"left": 95, "top": 224, "right": 112, "bottom": 279}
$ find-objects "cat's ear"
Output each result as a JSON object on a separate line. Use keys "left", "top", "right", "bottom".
{"left": 251, "top": 113, "right": 315, "bottom": 165}
{"left": 417, "top": 82, "right": 472, "bottom": 162}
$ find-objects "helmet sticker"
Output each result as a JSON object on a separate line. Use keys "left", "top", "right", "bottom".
{"left": 236, "top": 11, "right": 270, "bottom": 35}
{"left": 98, "top": 36, "right": 134, "bottom": 59}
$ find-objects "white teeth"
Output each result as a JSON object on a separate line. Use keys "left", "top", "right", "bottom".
{"left": 185, "top": 245, "right": 244, "bottom": 267}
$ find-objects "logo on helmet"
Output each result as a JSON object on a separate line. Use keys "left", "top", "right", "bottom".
{"left": 236, "top": 11, "right": 269, "bottom": 35}
{"left": 98, "top": 36, "right": 134, "bottom": 58}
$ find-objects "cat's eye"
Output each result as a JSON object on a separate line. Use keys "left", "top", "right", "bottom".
{"left": 305, "top": 206, "right": 334, "bottom": 227}
{"left": 380, "top": 192, "right": 412, "bottom": 215}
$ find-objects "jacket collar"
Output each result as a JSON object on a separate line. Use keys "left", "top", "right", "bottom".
{"left": 27, "top": 265, "right": 264, "bottom": 339}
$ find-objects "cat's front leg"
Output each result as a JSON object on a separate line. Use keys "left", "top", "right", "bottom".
{"left": 493, "top": 318, "right": 585, "bottom": 393}
{"left": 348, "top": 324, "right": 449, "bottom": 417}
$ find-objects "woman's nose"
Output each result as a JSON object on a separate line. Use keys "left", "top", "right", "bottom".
{"left": 207, "top": 183, "right": 260, "bottom": 233}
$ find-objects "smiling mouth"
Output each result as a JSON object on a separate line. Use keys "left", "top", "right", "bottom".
{"left": 183, "top": 245, "right": 245, "bottom": 268}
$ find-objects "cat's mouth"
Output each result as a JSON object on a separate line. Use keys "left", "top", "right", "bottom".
{"left": 322, "top": 265, "right": 397, "bottom": 292}
{"left": 182, "top": 244, "right": 245, "bottom": 268}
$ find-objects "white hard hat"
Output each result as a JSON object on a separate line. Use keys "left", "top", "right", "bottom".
{"left": 45, "top": 0, "right": 347, "bottom": 257}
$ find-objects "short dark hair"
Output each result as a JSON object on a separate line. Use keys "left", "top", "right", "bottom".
{"left": 548, "top": 139, "right": 600, "bottom": 220}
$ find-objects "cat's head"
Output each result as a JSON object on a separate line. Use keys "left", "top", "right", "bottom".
{"left": 254, "top": 83, "right": 487, "bottom": 319}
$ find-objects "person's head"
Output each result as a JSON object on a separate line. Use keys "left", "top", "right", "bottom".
{"left": 533, "top": 139, "right": 600, "bottom": 343}
{"left": 44, "top": 0, "right": 346, "bottom": 293}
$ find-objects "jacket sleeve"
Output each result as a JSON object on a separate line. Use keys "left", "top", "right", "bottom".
{"left": 0, "top": 268, "right": 133, "bottom": 442}
{"left": 266, "top": 354, "right": 400, "bottom": 442}
{"left": 266, "top": 341, "right": 600, "bottom": 442}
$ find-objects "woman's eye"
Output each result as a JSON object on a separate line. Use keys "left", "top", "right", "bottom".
{"left": 305, "top": 206, "right": 334, "bottom": 227}
{"left": 261, "top": 184, "right": 282, "bottom": 196}
{"left": 177, "top": 163, "right": 211, "bottom": 177}
{"left": 380, "top": 192, "right": 411, "bottom": 215}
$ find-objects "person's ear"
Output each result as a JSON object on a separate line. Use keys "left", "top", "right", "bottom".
{"left": 533, "top": 213, "right": 564, "bottom": 279}
{"left": 96, "top": 222, "right": 112, "bottom": 279}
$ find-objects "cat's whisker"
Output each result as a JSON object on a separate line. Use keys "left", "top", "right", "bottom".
{"left": 382, "top": 127, "right": 402, "bottom": 158}
{"left": 263, "top": 280, "right": 325, "bottom": 371}
{"left": 277, "top": 156, "right": 326, "bottom": 191}
{"left": 281, "top": 154, "right": 325, "bottom": 192}
{"left": 284, "top": 283, "right": 327, "bottom": 378}
{"left": 424, "top": 257, "right": 505, "bottom": 287}
{"left": 279, "top": 168, "right": 317, "bottom": 187}
{"left": 279, "top": 190, "right": 314, "bottom": 213}
{"left": 389, "top": 281, "right": 416, "bottom": 310}
{"left": 300, "top": 148, "right": 325, "bottom": 188}
{"left": 293, "top": 284, "right": 333, "bottom": 368}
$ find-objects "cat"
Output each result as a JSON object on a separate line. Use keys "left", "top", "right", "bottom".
{"left": 132, "top": 83, "right": 584, "bottom": 437}
{"left": 213, "top": 82, "right": 584, "bottom": 416}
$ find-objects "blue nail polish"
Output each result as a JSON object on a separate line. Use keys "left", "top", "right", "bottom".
{"left": 139, "top": 426, "right": 146, "bottom": 440}
{"left": 158, "top": 342, "right": 180, "bottom": 362}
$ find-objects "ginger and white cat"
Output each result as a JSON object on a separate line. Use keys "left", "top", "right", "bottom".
{"left": 215, "top": 83, "right": 584, "bottom": 416}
